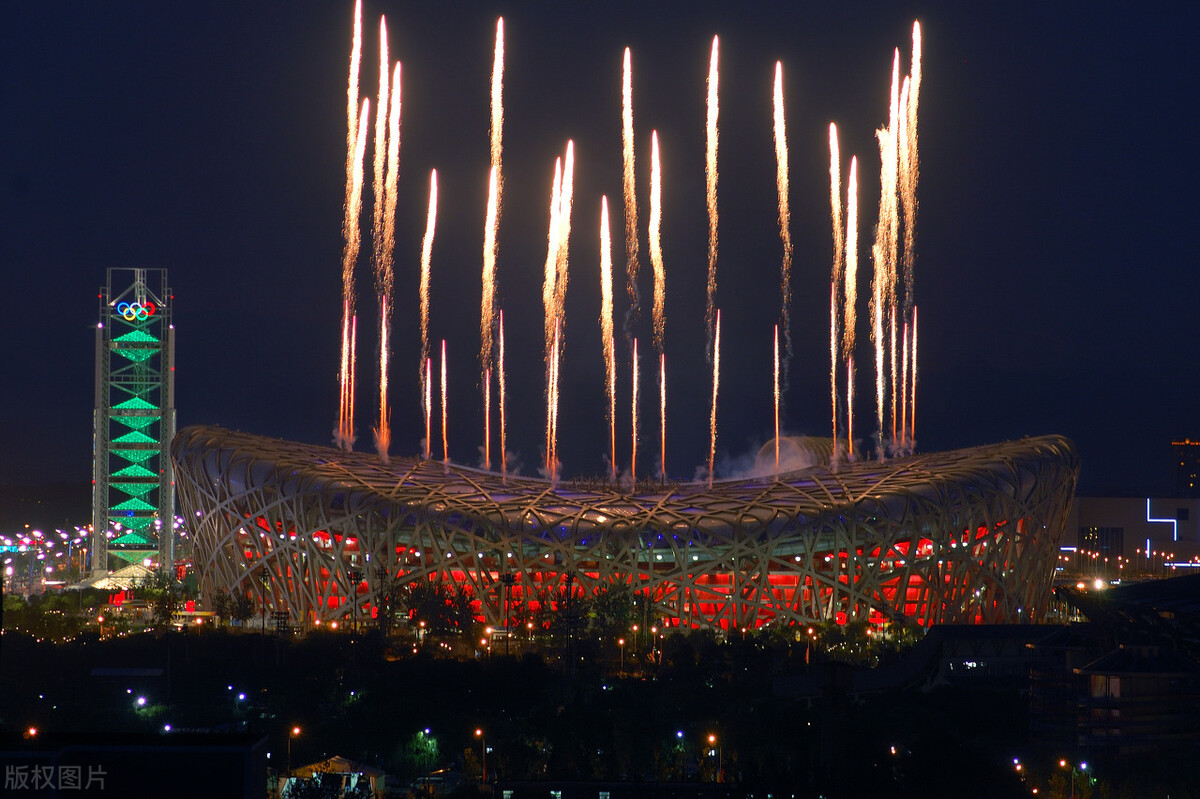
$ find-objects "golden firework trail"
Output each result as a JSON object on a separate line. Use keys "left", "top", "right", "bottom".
{"left": 419, "top": 169, "right": 437, "bottom": 428}
{"left": 498, "top": 310, "right": 508, "bottom": 478}
{"left": 370, "top": 20, "right": 389, "bottom": 294}
{"left": 338, "top": 96, "right": 370, "bottom": 451}
{"left": 897, "top": 79, "right": 910, "bottom": 444}
{"left": 773, "top": 62, "right": 793, "bottom": 390}
{"left": 541, "top": 144, "right": 574, "bottom": 480}
{"left": 339, "top": 307, "right": 350, "bottom": 447}
{"left": 890, "top": 311, "right": 897, "bottom": 446}
{"left": 491, "top": 18, "right": 505, "bottom": 171}
{"left": 600, "top": 197, "right": 616, "bottom": 480}
{"left": 543, "top": 158, "right": 563, "bottom": 363}
{"left": 899, "top": 77, "right": 911, "bottom": 299}
{"left": 910, "top": 306, "right": 918, "bottom": 444}
{"left": 483, "top": 366, "right": 491, "bottom": 469}
{"left": 829, "top": 281, "right": 838, "bottom": 460}
{"left": 481, "top": 18, "right": 504, "bottom": 469}
{"left": 704, "top": 36, "right": 720, "bottom": 361}
{"left": 343, "top": 0, "right": 363, "bottom": 247}
{"left": 873, "top": 110, "right": 897, "bottom": 458}
{"left": 373, "top": 34, "right": 402, "bottom": 461}
{"left": 886, "top": 50, "right": 901, "bottom": 450}
{"left": 608, "top": 331, "right": 616, "bottom": 481}
{"left": 337, "top": 0, "right": 362, "bottom": 451}
{"left": 774, "top": 325, "right": 780, "bottom": 473}
{"left": 424, "top": 357, "right": 432, "bottom": 460}
{"left": 380, "top": 62, "right": 402, "bottom": 455}
{"left": 376, "top": 298, "right": 391, "bottom": 461}
{"left": 621, "top": 47, "right": 641, "bottom": 345}
{"left": 441, "top": 339, "right": 448, "bottom": 464}
{"left": 349, "top": 314, "right": 358, "bottom": 447}
{"left": 659, "top": 353, "right": 666, "bottom": 479}
{"left": 631, "top": 338, "right": 639, "bottom": 483}
{"left": 481, "top": 164, "right": 499, "bottom": 468}
{"left": 554, "top": 146, "right": 574, "bottom": 481}
{"left": 543, "top": 158, "right": 563, "bottom": 469}
{"left": 847, "top": 356, "right": 855, "bottom": 458}
{"left": 903, "top": 22, "right": 921, "bottom": 315}
{"left": 550, "top": 322, "right": 562, "bottom": 480}
{"left": 829, "top": 125, "right": 843, "bottom": 458}
{"left": 871, "top": 179, "right": 885, "bottom": 459}
{"left": 708, "top": 309, "right": 721, "bottom": 488}
{"left": 555, "top": 142, "right": 574, "bottom": 332}
{"left": 844, "top": 157, "right": 858, "bottom": 456}
{"left": 649, "top": 131, "right": 665, "bottom": 354}
{"left": 900, "top": 318, "right": 909, "bottom": 449}
{"left": 843, "top": 156, "right": 858, "bottom": 362}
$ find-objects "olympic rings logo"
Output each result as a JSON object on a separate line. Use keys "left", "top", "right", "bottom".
{"left": 115, "top": 301, "right": 156, "bottom": 321}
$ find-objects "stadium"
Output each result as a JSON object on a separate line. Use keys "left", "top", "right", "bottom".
{"left": 171, "top": 425, "right": 1078, "bottom": 632}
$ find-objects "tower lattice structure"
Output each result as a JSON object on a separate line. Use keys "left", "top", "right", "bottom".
{"left": 91, "top": 268, "right": 176, "bottom": 575}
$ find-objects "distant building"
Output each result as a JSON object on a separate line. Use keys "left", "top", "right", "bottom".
{"left": 1030, "top": 575, "right": 1200, "bottom": 759}
{"left": 1173, "top": 439, "right": 1200, "bottom": 497}
{"left": 1066, "top": 497, "right": 1200, "bottom": 572}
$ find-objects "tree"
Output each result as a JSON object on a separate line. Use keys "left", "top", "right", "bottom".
{"left": 402, "top": 576, "right": 478, "bottom": 636}
{"left": 230, "top": 591, "right": 256, "bottom": 625}
{"left": 146, "top": 567, "right": 181, "bottom": 629}
{"left": 211, "top": 592, "right": 232, "bottom": 626}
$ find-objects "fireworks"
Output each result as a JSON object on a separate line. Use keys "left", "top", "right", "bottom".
{"left": 774, "top": 62, "right": 793, "bottom": 393}
{"left": 324, "top": 7, "right": 925, "bottom": 482}
{"left": 419, "top": 169, "right": 437, "bottom": 451}
{"left": 542, "top": 143, "right": 574, "bottom": 480}
{"left": 481, "top": 18, "right": 505, "bottom": 469}
{"left": 621, "top": 47, "right": 641, "bottom": 348}
{"left": 338, "top": 96, "right": 369, "bottom": 451}
{"left": 705, "top": 36, "right": 720, "bottom": 362}
{"left": 708, "top": 310, "right": 721, "bottom": 488}
{"left": 600, "top": 197, "right": 616, "bottom": 481}
{"left": 499, "top": 310, "right": 508, "bottom": 477}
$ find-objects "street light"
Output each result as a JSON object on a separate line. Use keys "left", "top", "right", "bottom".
{"left": 474, "top": 728, "right": 487, "bottom": 783}
{"left": 287, "top": 726, "right": 301, "bottom": 777}
{"left": 707, "top": 733, "right": 722, "bottom": 782}
{"left": 1059, "top": 758, "right": 1088, "bottom": 799}
{"left": 618, "top": 638, "right": 625, "bottom": 673}
{"left": 347, "top": 568, "right": 363, "bottom": 635}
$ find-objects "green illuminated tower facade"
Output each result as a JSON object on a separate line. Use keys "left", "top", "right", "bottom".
{"left": 91, "top": 268, "right": 176, "bottom": 575}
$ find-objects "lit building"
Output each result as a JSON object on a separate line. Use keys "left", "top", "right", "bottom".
{"left": 1066, "top": 497, "right": 1200, "bottom": 575}
{"left": 1173, "top": 439, "right": 1200, "bottom": 497}
{"left": 91, "top": 268, "right": 176, "bottom": 574}
{"left": 171, "top": 427, "right": 1079, "bottom": 631}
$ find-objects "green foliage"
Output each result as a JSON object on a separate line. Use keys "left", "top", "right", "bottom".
{"left": 143, "top": 567, "right": 181, "bottom": 628}
{"left": 402, "top": 577, "right": 476, "bottom": 636}
{"left": 231, "top": 591, "right": 256, "bottom": 623}
{"left": 210, "top": 591, "right": 232, "bottom": 623}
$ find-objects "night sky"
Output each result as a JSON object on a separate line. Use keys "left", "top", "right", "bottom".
{"left": 2, "top": 1, "right": 1194, "bottom": 495}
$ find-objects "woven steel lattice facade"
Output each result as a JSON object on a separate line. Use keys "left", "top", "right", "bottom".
{"left": 172, "top": 425, "right": 1078, "bottom": 630}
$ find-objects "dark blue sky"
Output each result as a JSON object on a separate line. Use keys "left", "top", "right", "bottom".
{"left": 2, "top": 1, "right": 1195, "bottom": 494}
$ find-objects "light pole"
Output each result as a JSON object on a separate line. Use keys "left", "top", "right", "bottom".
{"left": 287, "top": 726, "right": 301, "bottom": 778}
{"left": 347, "top": 568, "right": 363, "bottom": 636}
{"left": 707, "top": 733, "right": 722, "bottom": 782}
{"left": 1059, "top": 758, "right": 1088, "bottom": 799}
{"left": 501, "top": 572, "right": 515, "bottom": 656}
{"left": 618, "top": 638, "right": 625, "bottom": 673}
{"left": 474, "top": 728, "right": 487, "bottom": 783}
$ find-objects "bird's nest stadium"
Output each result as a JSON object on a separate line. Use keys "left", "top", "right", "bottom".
{"left": 171, "top": 425, "right": 1078, "bottom": 632}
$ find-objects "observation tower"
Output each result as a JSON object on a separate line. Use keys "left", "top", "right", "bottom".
{"left": 91, "top": 268, "right": 176, "bottom": 575}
